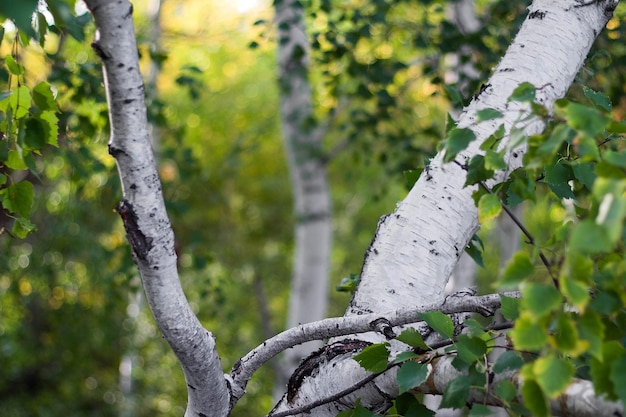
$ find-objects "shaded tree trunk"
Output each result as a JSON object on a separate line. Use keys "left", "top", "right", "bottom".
{"left": 275, "top": 0, "right": 332, "bottom": 389}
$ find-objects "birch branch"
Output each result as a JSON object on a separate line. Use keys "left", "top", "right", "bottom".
{"left": 229, "top": 291, "right": 518, "bottom": 403}
{"left": 84, "top": 1, "right": 229, "bottom": 416}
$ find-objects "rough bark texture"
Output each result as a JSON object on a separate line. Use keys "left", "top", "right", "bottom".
{"left": 272, "top": 1, "right": 619, "bottom": 414}
{"left": 84, "top": 1, "right": 229, "bottom": 416}
{"left": 276, "top": 0, "right": 332, "bottom": 386}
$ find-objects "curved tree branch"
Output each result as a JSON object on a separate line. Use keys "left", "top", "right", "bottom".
{"left": 83, "top": 1, "right": 229, "bottom": 416}
{"left": 229, "top": 291, "right": 518, "bottom": 404}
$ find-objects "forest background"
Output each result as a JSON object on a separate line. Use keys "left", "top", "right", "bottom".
{"left": 1, "top": 0, "right": 626, "bottom": 416}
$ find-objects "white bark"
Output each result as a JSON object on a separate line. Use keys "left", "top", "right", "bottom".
{"left": 273, "top": 1, "right": 618, "bottom": 414}
{"left": 84, "top": 1, "right": 229, "bottom": 416}
{"left": 276, "top": 0, "right": 332, "bottom": 385}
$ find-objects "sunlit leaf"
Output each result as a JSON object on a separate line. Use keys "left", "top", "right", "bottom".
{"left": 533, "top": 355, "right": 575, "bottom": 398}
{"left": 500, "top": 252, "right": 534, "bottom": 288}
{"left": 478, "top": 193, "right": 501, "bottom": 223}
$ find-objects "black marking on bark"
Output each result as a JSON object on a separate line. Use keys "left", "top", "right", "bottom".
{"left": 286, "top": 340, "right": 371, "bottom": 403}
{"left": 425, "top": 165, "right": 433, "bottom": 181}
{"left": 528, "top": 10, "right": 547, "bottom": 19}
{"left": 369, "top": 318, "right": 396, "bottom": 339}
{"left": 123, "top": 98, "right": 135, "bottom": 104}
{"left": 108, "top": 144, "right": 127, "bottom": 158}
{"left": 473, "top": 83, "right": 492, "bottom": 101}
{"left": 117, "top": 63, "right": 124, "bottom": 68}
{"left": 499, "top": 67, "right": 514, "bottom": 72}
{"left": 429, "top": 240, "right": 436, "bottom": 245}
{"left": 116, "top": 199, "right": 153, "bottom": 262}
{"left": 124, "top": 3, "right": 134, "bottom": 18}
{"left": 91, "top": 42, "right": 111, "bottom": 60}
{"left": 198, "top": 413, "right": 208, "bottom": 417}
{"left": 187, "top": 384, "right": 196, "bottom": 390}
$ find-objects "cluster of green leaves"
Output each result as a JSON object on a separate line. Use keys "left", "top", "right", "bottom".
{"left": 345, "top": 309, "right": 527, "bottom": 417}
{"left": 436, "top": 81, "right": 626, "bottom": 415}
{"left": 0, "top": 39, "right": 59, "bottom": 238}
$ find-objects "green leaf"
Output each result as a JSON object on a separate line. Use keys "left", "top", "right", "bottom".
{"left": 468, "top": 404, "right": 493, "bottom": 417}
{"left": 510, "top": 313, "right": 548, "bottom": 351}
{"left": 6, "top": 149, "right": 28, "bottom": 170}
{"left": 499, "top": 294, "right": 520, "bottom": 321}
{"left": 583, "top": 86, "right": 612, "bottom": 112}
{"left": 494, "top": 380, "right": 517, "bottom": 403}
{"left": 476, "top": 108, "right": 503, "bottom": 122}
{"left": 478, "top": 193, "right": 501, "bottom": 223}
{"left": 484, "top": 150, "right": 507, "bottom": 171}
{"left": 559, "top": 252, "right": 592, "bottom": 311}
{"left": 353, "top": 343, "right": 389, "bottom": 373}
{"left": 533, "top": 355, "right": 575, "bottom": 398}
{"left": 5, "top": 55, "right": 24, "bottom": 75}
{"left": 522, "top": 283, "right": 562, "bottom": 319}
{"left": 12, "top": 216, "right": 36, "bottom": 238}
{"left": 465, "top": 155, "right": 494, "bottom": 186}
{"left": 522, "top": 379, "right": 549, "bottom": 417}
{"left": 610, "top": 355, "right": 626, "bottom": 405}
{"left": 544, "top": 162, "right": 574, "bottom": 199}
{"left": 604, "top": 150, "right": 626, "bottom": 168}
{"left": 336, "top": 273, "right": 359, "bottom": 293}
{"left": 444, "top": 84, "right": 463, "bottom": 107}
{"left": 32, "top": 82, "right": 57, "bottom": 111}
{"left": 500, "top": 252, "right": 534, "bottom": 288}
{"left": 24, "top": 118, "right": 46, "bottom": 149}
{"left": 394, "top": 351, "right": 421, "bottom": 364}
{"left": 569, "top": 220, "right": 613, "bottom": 254}
{"left": 443, "top": 128, "right": 475, "bottom": 162}
{"left": 493, "top": 350, "right": 524, "bottom": 373}
{"left": 440, "top": 376, "right": 470, "bottom": 409}
{"left": 565, "top": 102, "right": 610, "bottom": 139}
{"left": 38, "top": 110, "right": 59, "bottom": 146}
{"left": 590, "top": 341, "right": 624, "bottom": 399}
{"left": 419, "top": 311, "right": 454, "bottom": 339}
{"left": 2, "top": 181, "right": 33, "bottom": 218}
{"left": 455, "top": 335, "right": 487, "bottom": 365}
{"left": 509, "top": 82, "right": 535, "bottom": 102}
{"left": 554, "top": 313, "right": 580, "bottom": 355}
{"left": 572, "top": 162, "right": 596, "bottom": 191}
{"left": 404, "top": 169, "right": 423, "bottom": 190}
{"left": 465, "top": 234, "right": 485, "bottom": 268}
{"left": 9, "top": 85, "right": 31, "bottom": 119}
{"left": 395, "top": 393, "right": 435, "bottom": 417}
{"left": 396, "top": 328, "right": 428, "bottom": 350}
{"left": 397, "top": 361, "right": 429, "bottom": 394}
{"left": 577, "top": 310, "right": 604, "bottom": 360}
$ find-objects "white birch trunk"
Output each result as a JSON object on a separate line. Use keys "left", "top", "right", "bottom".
{"left": 271, "top": 1, "right": 618, "bottom": 414}
{"left": 84, "top": 1, "right": 229, "bottom": 416}
{"left": 276, "top": 0, "right": 332, "bottom": 387}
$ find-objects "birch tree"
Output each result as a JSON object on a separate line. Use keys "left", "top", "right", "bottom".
{"left": 61, "top": 0, "right": 626, "bottom": 416}
{"left": 275, "top": 0, "right": 332, "bottom": 385}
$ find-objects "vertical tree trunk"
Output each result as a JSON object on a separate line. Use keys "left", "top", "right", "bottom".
{"left": 275, "top": 0, "right": 332, "bottom": 387}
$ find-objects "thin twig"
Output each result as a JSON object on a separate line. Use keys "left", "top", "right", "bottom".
{"left": 477, "top": 180, "right": 558, "bottom": 287}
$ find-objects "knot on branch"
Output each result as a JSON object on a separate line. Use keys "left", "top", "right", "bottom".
{"left": 369, "top": 318, "right": 396, "bottom": 339}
